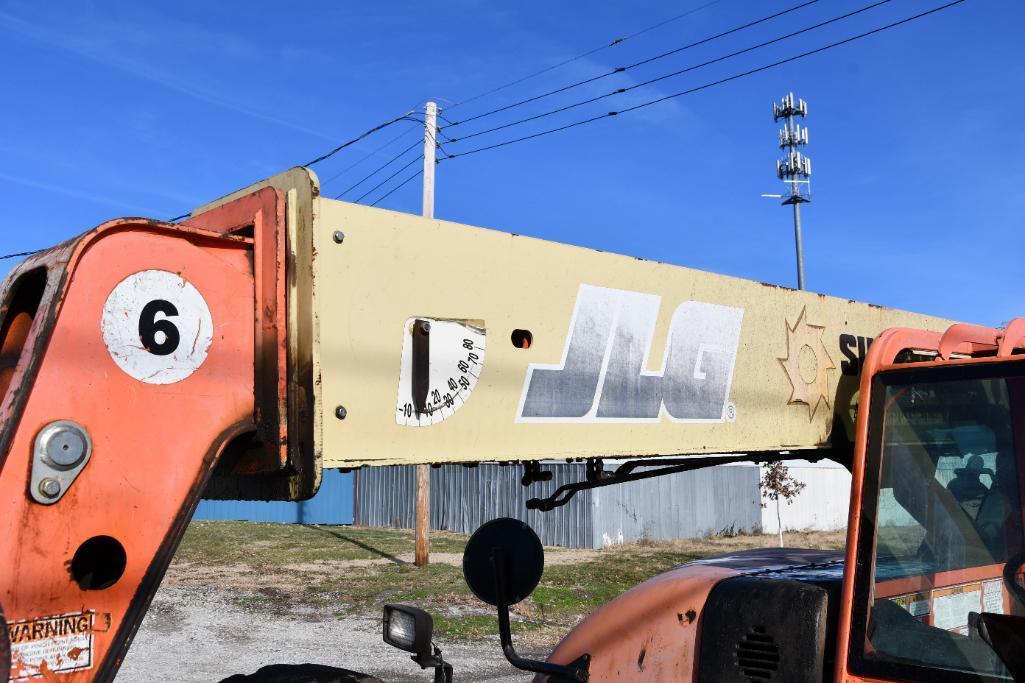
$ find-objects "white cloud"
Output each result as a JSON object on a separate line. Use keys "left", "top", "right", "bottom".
{"left": 0, "top": 9, "right": 339, "bottom": 141}
{"left": 0, "top": 171, "right": 167, "bottom": 215}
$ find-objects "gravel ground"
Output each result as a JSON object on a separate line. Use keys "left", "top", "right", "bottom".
{"left": 117, "top": 587, "right": 532, "bottom": 682}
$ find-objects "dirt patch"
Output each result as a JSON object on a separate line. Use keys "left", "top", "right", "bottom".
{"left": 166, "top": 547, "right": 603, "bottom": 590}
{"left": 165, "top": 521, "right": 847, "bottom": 652}
{"left": 118, "top": 587, "right": 530, "bottom": 682}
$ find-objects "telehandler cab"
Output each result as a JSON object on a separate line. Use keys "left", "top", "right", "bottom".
{"left": 0, "top": 168, "right": 1021, "bottom": 682}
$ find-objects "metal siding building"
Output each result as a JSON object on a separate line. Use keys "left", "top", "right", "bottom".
{"left": 355, "top": 463, "right": 768, "bottom": 548}
{"left": 592, "top": 465, "right": 763, "bottom": 547}
{"left": 195, "top": 469, "right": 354, "bottom": 524}
{"left": 355, "top": 463, "right": 594, "bottom": 548}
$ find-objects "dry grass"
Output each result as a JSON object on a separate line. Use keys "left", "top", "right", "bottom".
{"left": 169, "top": 522, "right": 847, "bottom": 646}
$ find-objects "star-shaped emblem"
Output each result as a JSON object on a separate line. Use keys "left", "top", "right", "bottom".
{"left": 778, "top": 308, "right": 836, "bottom": 420}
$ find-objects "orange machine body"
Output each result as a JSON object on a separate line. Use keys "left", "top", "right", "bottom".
{"left": 0, "top": 187, "right": 300, "bottom": 682}
{"left": 544, "top": 564, "right": 736, "bottom": 681}
{"left": 541, "top": 319, "right": 1025, "bottom": 683}
{"left": 0, "top": 222, "right": 254, "bottom": 680}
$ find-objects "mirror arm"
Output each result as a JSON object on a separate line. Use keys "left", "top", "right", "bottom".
{"left": 432, "top": 654, "right": 453, "bottom": 683}
{"left": 412, "top": 644, "right": 453, "bottom": 683}
{"left": 526, "top": 452, "right": 798, "bottom": 512}
{"left": 493, "top": 549, "right": 590, "bottom": 682}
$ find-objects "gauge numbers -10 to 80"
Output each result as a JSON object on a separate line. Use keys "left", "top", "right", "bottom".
{"left": 395, "top": 318, "right": 485, "bottom": 427}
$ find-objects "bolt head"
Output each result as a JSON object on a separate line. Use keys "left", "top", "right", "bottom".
{"left": 332, "top": 230, "right": 345, "bottom": 244}
{"left": 419, "top": 320, "right": 431, "bottom": 334}
{"left": 45, "top": 429, "right": 87, "bottom": 468}
{"left": 38, "top": 478, "right": 61, "bottom": 499}
{"left": 335, "top": 405, "right": 347, "bottom": 420}
{"left": 39, "top": 421, "right": 90, "bottom": 469}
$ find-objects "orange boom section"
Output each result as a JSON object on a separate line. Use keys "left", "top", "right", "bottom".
{"left": 0, "top": 188, "right": 295, "bottom": 682}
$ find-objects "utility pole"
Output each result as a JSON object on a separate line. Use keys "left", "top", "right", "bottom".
{"left": 422, "top": 101, "right": 437, "bottom": 220}
{"left": 414, "top": 101, "right": 437, "bottom": 568}
{"left": 773, "top": 93, "right": 811, "bottom": 290}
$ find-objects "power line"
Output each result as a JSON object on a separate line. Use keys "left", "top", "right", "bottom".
{"left": 371, "top": 168, "right": 424, "bottom": 207}
{"left": 446, "top": 0, "right": 890, "bottom": 145}
{"left": 4, "top": 204, "right": 213, "bottom": 257}
{"left": 447, "top": 0, "right": 725, "bottom": 111}
{"left": 0, "top": 249, "right": 40, "bottom": 261}
{"left": 443, "top": 0, "right": 966, "bottom": 161}
{"left": 4, "top": 110, "right": 425, "bottom": 251}
{"left": 333, "top": 116, "right": 450, "bottom": 199}
{"left": 355, "top": 154, "right": 425, "bottom": 203}
{"left": 446, "top": 0, "right": 820, "bottom": 129}
{"left": 334, "top": 138, "right": 423, "bottom": 199}
{"left": 304, "top": 111, "right": 421, "bottom": 167}
{"left": 320, "top": 123, "right": 421, "bottom": 186}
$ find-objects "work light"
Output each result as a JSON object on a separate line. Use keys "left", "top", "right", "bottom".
{"left": 382, "top": 604, "right": 432, "bottom": 656}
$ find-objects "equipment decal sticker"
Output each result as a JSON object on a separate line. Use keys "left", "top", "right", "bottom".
{"left": 101, "top": 270, "right": 213, "bottom": 384}
{"left": 778, "top": 307, "right": 836, "bottom": 420}
{"left": 932, "top": 583, "right": 982, "bottom": 633}
{"left": 7, "top": 611, "right": 95, "bottom": 679}
{"left": 890, "top": 591, "right": 930, "bottom": 620}
{"left": 516, "top": 284, "right": 743, "bottom": 423}
{"left": 982, "top": 579, "right": 1004, "bottom": 614}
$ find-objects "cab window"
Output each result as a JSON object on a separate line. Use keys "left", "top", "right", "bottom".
{"left": 854, "top": 367, "right": 1025, "bottom": 681}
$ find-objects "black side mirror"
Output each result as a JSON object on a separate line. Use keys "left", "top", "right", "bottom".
{"left": 462, "top": 518, "right": 590, "bottom": 682}
{"left": 382, "top": 604, "right": 452, "bottom": 683}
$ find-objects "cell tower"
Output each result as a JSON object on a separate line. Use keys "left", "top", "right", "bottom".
{"left": 773, "top": 92, "right": 811, "bottom": 290}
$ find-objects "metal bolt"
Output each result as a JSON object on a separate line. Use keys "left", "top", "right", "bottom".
{"left": 419, "top": 320, "right": 431, "bottom": 334}
{"left": 38, "top": 421, "right": 90, "bottom": 469}
{"left": 45, "top": 430, "right": 87, "bottom": 468}
{"left": 38, "top": 478, "right": 61, "bottom": 499}
{"left": 335, "top": 405, "right": 347, "bottom": 420}
{"left": 332, "top": 230, "right": 345, "bottom": 244}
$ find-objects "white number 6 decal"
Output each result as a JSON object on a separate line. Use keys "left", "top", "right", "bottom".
{"left": 101, "top": 270, "right": 213, "bottom": 384}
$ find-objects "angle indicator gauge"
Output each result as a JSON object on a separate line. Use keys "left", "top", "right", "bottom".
{"left": 395, "top": 318, "right": 485, "bottom": 427}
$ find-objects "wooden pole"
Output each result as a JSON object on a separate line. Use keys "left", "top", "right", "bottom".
{"left": 414, "top": 464, "right": 430, "bottom": 566}
{"left": 414, "top": 102, "right": 437, "bottom": 568}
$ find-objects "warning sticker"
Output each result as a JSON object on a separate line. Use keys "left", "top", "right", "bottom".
{"left": 933, "top": 584, "right": 982, "bottom": 632}
{"left": 983, "top": 579, "right": 1004, "bottom": 614}
{"left": 7, "top": 611, "right": 94, "bottom": 679}
{"left": 891, "top": 591, "right": 930, "bottom": 619}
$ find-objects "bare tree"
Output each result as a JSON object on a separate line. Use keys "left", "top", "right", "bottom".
{"left": 760, "top": 461, "right": 806, "bottom": 547}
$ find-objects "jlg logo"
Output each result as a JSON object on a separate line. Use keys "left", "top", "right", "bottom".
{"left": 516, "top": 285, "right": 743, "bottom": 423}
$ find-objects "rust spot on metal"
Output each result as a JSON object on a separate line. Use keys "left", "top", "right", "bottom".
{"left": 677, "top": 608, "right": 697, "bottom": 625}
{"left": 95, "top": 612, "right": 112, "bottom": 632}
{"left": 38, "top": 659, "right": 62, "bottom": 683}
{"left": 758, "top": 280, "right": 796, "bottom": 292}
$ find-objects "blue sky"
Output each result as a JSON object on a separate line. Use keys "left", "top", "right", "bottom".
{"left": 1, "top": 0, "right": 1021, "bottom": 325}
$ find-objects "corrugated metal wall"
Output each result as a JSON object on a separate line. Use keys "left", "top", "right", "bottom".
{"left": 355, "top": 464, "right": 593, "bottom": 548}
{"left": 355, "top": 463, "right": 765, "bottom": 548}
{"left": 195, "top": 469, "right": 354, "bottom": 524}
{"left": 592, "top": 465, "right": 762, "bottom": 546}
